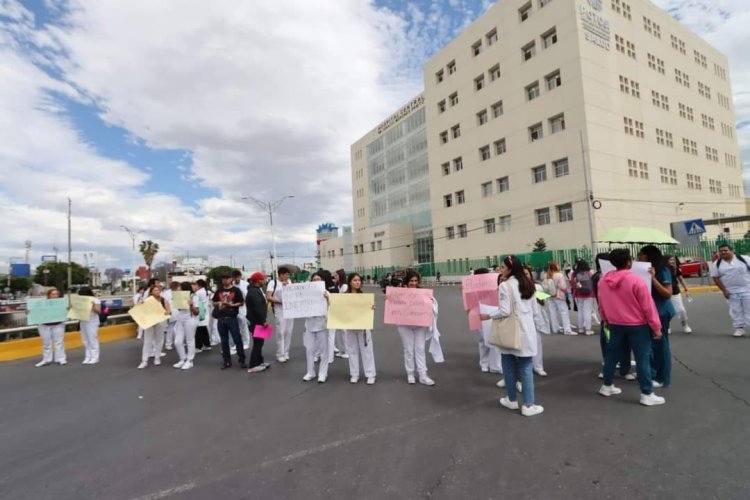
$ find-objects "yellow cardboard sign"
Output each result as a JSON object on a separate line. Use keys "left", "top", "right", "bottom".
{"left": 67, "top": 295, "right": 94, "bottom": 321}
{"left": 172, "top": 291, "right": 191, "bottom": 310}
{"left": 326, "top": 293, "right": 375, "bottom": 330}
{"left": 129, "top": 296, "right": 169, "bottom": 329}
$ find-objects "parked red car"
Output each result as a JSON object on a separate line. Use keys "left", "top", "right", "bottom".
{"left": 678, "top": 257, "right": 708, "bottom": 277}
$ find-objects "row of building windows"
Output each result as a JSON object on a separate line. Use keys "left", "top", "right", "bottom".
{"left": 627, "top": 161, "right": 736, "bottom": 195}
{"left": 444, "top": 202, "right": 573, "bottom": 240}
{"left": 522, "top": 27, "right": 558, "bottom": 62}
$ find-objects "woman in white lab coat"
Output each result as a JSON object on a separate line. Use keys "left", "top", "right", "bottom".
{"left": 344, "top": 273, "right": 377, "bottom": 384}
{"left": 78, "top": 287, "right": 102, "bottom": 365}
{"left": 302, "top": 272, "right": 330, "bottom": 383}
{"left": 172, "top": 281, "right": 199, "bottom": 370}
{"left": 35, "top": 287, "right": 67, "bottom": 367}
{"left": 137, "top": 283, "right": 171, "bottom": 369}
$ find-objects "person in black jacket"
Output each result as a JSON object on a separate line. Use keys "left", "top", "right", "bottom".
{"left": 246, "top": 272, "right": 271, "bottom": 373}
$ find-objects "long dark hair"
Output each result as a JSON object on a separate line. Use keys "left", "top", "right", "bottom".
{"left": 78, "top": 286, "right": 94, "bottom": 297}
{"left": 639, "top": 245, "right": 666, "bottom": 276}
{"left": 335, "top": 269, "right": 346, "bottom": 286}
{"left": 402, "top": 270, "right": 421, "bottom": 287}
{"left": 319, "top": 269, "right": 336, "bottom": 292}
{"left": 573, "top": 258, "right": 590, "bottom": 274}
{"left": 594, "top": 252, "right": 610, "bottom": 273}
{"left": 346, "top": 273, "right": 362, "bottom": 293}
{"left": 503, "top": 255, "right": 535, "bottom": 300}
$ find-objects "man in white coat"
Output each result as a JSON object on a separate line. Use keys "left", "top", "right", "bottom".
{"left": 267, "top": 266, "right": 295, "bottom": 362}
{"left": 711, "top": 243, "right": 750, "bottom": 337}
{"left": 232, "top": 270, "right": 251, "bottom": 349}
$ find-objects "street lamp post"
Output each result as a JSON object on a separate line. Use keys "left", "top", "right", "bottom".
{"left": 242, "top": 195, "right": 294, "bottom": 281}
{"left": 121, "top": 225, "right": 142, "bottom": 293}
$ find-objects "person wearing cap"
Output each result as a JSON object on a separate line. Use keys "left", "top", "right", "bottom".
{"left": 212, "top": 274, "right": 246, "bottom": 369}
{"left": 246, "top": 272, "right": 271, "bottom": 373}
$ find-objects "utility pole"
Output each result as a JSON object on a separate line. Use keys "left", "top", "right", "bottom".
{"left": 121, "top": 225, "right": 142, "bottom": 293}
{"left": 579, "top": 130, "right": 597, "bottom": 257}
{"left": 242, "top": 195, "right": 294, "bottom": 281}
{"left": 67, "top": 198, "right": 72, "bottom": 304}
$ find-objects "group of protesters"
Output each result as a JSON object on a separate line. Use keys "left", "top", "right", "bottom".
{"left": 31, "top": 242, "right": 749, "bottom": 417}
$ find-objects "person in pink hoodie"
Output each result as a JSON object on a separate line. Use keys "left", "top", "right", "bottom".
{"left": 597, "top": 248, "right": 666, "bottom": 407}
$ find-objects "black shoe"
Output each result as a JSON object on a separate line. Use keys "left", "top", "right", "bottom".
{"left": 239, "top": 362, "right": 247, "bottom": 369}
{"left": 221, "top": 363, "right": 232, "bottom": 370}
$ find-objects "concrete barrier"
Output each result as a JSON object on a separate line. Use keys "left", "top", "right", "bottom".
{"left": 0, "top": 323, "right": 137, "bottom": 362}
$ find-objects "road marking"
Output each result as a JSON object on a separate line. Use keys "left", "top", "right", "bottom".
{"left": 131, "top": 482, "right": 197, "bottom": 500}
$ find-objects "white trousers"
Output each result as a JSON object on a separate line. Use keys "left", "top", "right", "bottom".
{"left": 475, "top": 331, "right": 502, "bottom": 372}
{"left": 533, "top": 332, "right": 544, "bottom": 371}
{"left": 327, "top": 330, "right": 347, "bottom": 361}
{"left": 80, "top": 320, "right": 100, "bottom": 362}
{"left": 575, "top": 298, "right": 594, "bottom": 331}
{"left": 670, "top": 294, "right": 688, "bottom": 323}
{"left": 238, "top": 306, "right": 250, "bottom": 347}
{"left": 142, "top": 323, "right": 165, "bottom": 362}
{"left": 38, "top": 324, "right": 66, "bottom": 363}
{"left": 727, "top": 294, "right": 750, "bottom": 329}
{"left": 344, "top": 330, "right": 376, "bottom": 378}
{"left": 304, "top": 329, "right": 329, "bottom": 378}
{"left": 548, "top": 298, "right": 572, "bottom": 333}
{"left": 275, "top": 315, "right": 295, "bottom": 358}
{"left": 174, "top": 316, "right": 198, "bottom": 362}
{"left": 397, "top": 326, "right": 429, "bottom": 376}
{"left": 165, "top": 320, "right": 176, "bottom": 348}
{"left": 209, "top": 308, "right": 221, "bottom": 344}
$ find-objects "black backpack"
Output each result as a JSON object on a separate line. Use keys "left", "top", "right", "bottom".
{"left": 575, "top": 272, "right": 592, "bottom": 294}
{"left": 715, "top": 255, "right": 750, "bottom": 271}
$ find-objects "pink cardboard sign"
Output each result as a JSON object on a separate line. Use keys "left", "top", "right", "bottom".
{"left": 468, "top": 307, "right": 481, "bottom": 331}
{"left": 461, "top": 274, "right": 500, "bottom": 309}
{"left": 383, "top": 286, "right": 433, "bottom": 328}
{"left": 253, "top": 324, "right": 273, "bottom": 340}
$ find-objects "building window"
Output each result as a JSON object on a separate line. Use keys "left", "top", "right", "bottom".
{"left": 499, "top": 215, "right": 511, "bottom": 231}
{"left": 698, "top": 81, "right": 711, "bottom": 100}
{"left": 623, "top": 117, "right": 643, "bottom": 138}
{"left": 670, "top": 35, "right": 686, "bottom": 54}
{"left": 686, "top": 173, "right": 701, "bottom": 190}
{"left": 449, "top": 92, "right": 459, "bottom": 106}
{"left": 532, "top": 165, "right": 547, "bottom": 183}
{"left": 701, "top": 114, "right": 715, "bottom": 130}
{"left": 674, "top": 69, "right": 690, "bottom": 88}
{"left": 655, "top": 129, "right": 673, "bottom": 148}
{"left": 643, "top": 17, "right": 661, "bottom": 39}
{"left": 497, "top": 176, "right": 510, "bottom": 193}
{"left": 475, "top": 74, "right": 486, "bottom": 91}
{"left": 529, "top": 123, "right": 543, "bottom": 142}
{"left": 494, "top": 138, "right": 507, "bottom": 155}
{"left": 484, "top": 218, "right": 496, "bottom": 234}
{"left": 453, "top": 157, "right": 463, "bottom": 171}
{"left": 447, "top": 60, "right": 456, "bottom": 74}
{"left": 439, "top": 131, "right": 448, "bottom": 144}
{"left": 519, "top": 2, "right": 532, "bottom": 22}
{"left": 458, "top": 224, "right": 468, "bottom": 238}
{"left": 553, "top": 158, "right": 569, "bottom": 177}
{"left": 489, "top": 64, "right": 501, "bottom": 81}
{"left": 456, "top": 190, "right": 465, "bottom": 204}
{"left": 557, "top": 203, "right": 573, "bottom": 222}
{"left": 627, "top": 159, "right": 648, "bottom": 179}
{"left": 437, "top": 100, "right": 446, "bottom": 113}
{"left": 491, "top": 100, "right": 504, "bottom": 118}
{"left": 536, "top": 208, "right": 551, "bottom": 226}
{"left": 618, "top": 75, "right": 640, "bottom": 97}
{"left": 479, "top": 145, "right": 491, "bottom": 161}
{"left": 446, "top": 226, "right": 455, "bottom": 240}
{"left": 482, "top": 182, "right": 493, "bottom": 197}
{"left": 705, "top": 146, "right": 719, "bottom": 162}
{"left": 477, "top": 109, "right": 488, "bottom": 126}
{"left": 647, "top": 53, "right": 665, "bottom": 74}
{"left": 678, "top": 103, "right": 694, "bottom": 121}
{"left": 486, "top": 29, "right": 498, "bottom": 46}
{"left": 651, "top": 90, "right": 669, "bottom": 110}
{"left": 546, "top": 70, "right": 561, "bottom": 90}
{"left": 436, "top": 69, "right": 444, "bottom": 83}
{"left": 549, "top": 114, "right": 565, "bottom": 134}
{"left": 526, "top": 81, "right": 540, "bottom": 101}
{"left": 542, "top": 28, "right": 557, "bottom": 48}
{"left": 441, "top": 162, "right": 450, "bottom": 176}
{"left": 451, "top": 124, "right": 461, "bottom": 139}
{"left": 472, "top": 40, "right": 482, "bottom": 57}
{"left": 522, "top": 41, "right": 536, "bottom": 61}
{"left": 659, "top": 167, "right": 677, "bottom": 185}
{"left": 443, "top": 194, "right": 453, "bottom": 207}
{"left": 708, "top": 179, "right": 723, "bottom": 195}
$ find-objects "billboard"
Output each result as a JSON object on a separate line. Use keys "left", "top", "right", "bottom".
{"left": 10, "top": 263, "right": 31, "bottom": 277}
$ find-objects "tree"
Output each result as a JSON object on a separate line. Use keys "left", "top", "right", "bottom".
{"left": 1, "top": 276, "right": 33, "bottom": 294}
{"left": 532, "top": 238, "right": 547, "bottom": 252}
{"left": 33, "top": 262, "right": 89, "bottom": 291}
{"left": 207, "top": 265, "right": 237, "bottom": 284}
{"left": 139, "top": 240, "right": 160, "bottom": 277}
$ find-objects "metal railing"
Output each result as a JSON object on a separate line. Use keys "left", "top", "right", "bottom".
{"left": 0, "top": 313, "right": 134, "bottom": 342}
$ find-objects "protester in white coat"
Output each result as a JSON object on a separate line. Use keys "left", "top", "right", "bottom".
{"left": 193, "top": 280, "right": 212, "bottom": 352}
{"left": 480, "top": 256, "right": 544, "bottom": 417}
{"left": 232, "top": 270, "right": 251, "bottom": 349}
{"left": 267, "top": 266, "right": 295, "bottom": 362}
{"left": 302, "top": 272, "right": 330, "bottom": 383}
{"left": 77, "top": 287, "right": 101, "bottom": 365}
{"left": 172, "top": 282, "right": 199, "bottom": 370}
{"left": 344, "top": 272, "right": 377, "bottom": 384}
{"left": 543, "top": 260, "right": 573, "bottom": 335}
{"left": 138, "top": 284, "right": 171, "bottom": 369}
{"left": 35, "top": 287, "right": 67, "bottom": 367}
{"left": 524, "top": 266, "right": 548, "bottom": 377}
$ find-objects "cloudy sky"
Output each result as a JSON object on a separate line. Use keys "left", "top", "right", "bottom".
{"left": 1, "top": 0, "right": 748, "bottom": 273}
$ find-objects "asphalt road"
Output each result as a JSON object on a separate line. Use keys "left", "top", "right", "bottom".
{"left": 0, "top": 287, "right": 748, "bottom": 500}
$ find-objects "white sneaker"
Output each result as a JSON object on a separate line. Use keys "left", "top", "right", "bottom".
{"left": 652, "top": 381, "right": 664, "bottom": 388}
{"left": 173, "top": 360, "right": 185, "bottom": 369}
{"left": 165, "top": 345, "right": 173, "bottom": 351}
{"left": 496, "top": 379, "right": 506, "bottom": 388}
{"left": 599, "top": 384, "right": 622, "bottom": 397}
{"left": 58, "top": 361, "right": 67, "bottom": 366}
{"left": 683, "top": 325, "right": 692, "bottom": 334}
{"left": 624, "top": 373, "right": 637, "bottom": 381}
{"left": 521, "top": 405, "right": 544, "bottom": 417}
{"left": 230, "top": 347, "right": 237, "bottom": 355}
{"left": 597, "top": 372, "right": 603, "bottom": 379}
{"left": 534, "top": 368, "right": 548, "bottom": 377}
{"left": 566, "top": 331, "right": 578, "bottom": 336}
{"left": 366, "top": 377, "right": 376, "bottom": 385}
{"left": 578, "top": 329, "right": 585, "bottom": 335}
{"left": 585, "top": 330, "right": 595, "bottom": 336}
{"left": 419, "top": 375, "right": 435, "bottom": 386}
{"left": 350, "top": 377, "right": 359, "bottom": 384}
{"left": 516, "top": 381, "right": 523, "bottom": 393}
{"left": 732, "top": 329, "right": 745, "bottom": 337}
{"left": 302, "top": 373, "right": 315, "bottom": 382}
{"left": 277, "top": 356, "right": 285, "bottom": 363}
{"left": 640, "top": 393, "right": 666, "bottom": 406}
{"left": 480, "top": 366, "right": 489, "bottom": 373}
{"left": 89, "top": 359, "right": 99, "bottom": 365}
{"left": 317, "top": 376, "right": 327, "bottom": 383}
{"left": 159, "top": 352, "right": 166, "bottom": 357}
{"left": 407, "top": 375, "right": 416, "bottom": 384}
{"left": 35, "top": 361, "right": 51, "bottom": 367}
{"left": 313, "top": 356, "right": 320, "bottom": 363}
{"left": 499, "top": 397, "right": 519, "bottom": 410}
{"left": 82, "top": 358, "right": 91, "bottom": 365}
{"left": 181, "top": 361, "right": 193, "bottom": 370}
{"left": 340, "top": 353, "right": 349, "bottom": 359}
{"left": 137, "top": 361, "right": 147, "bottom": 369}
{"left": 153, "top": 357, "right": 161, "bottom": 366}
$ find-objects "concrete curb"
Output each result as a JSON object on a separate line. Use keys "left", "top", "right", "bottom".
{"left": 686, "top": 286, "right": 720, "bottom": 295}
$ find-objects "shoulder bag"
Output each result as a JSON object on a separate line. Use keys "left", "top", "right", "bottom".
{"left": 489, "top": 282, "right": 522, "bottom": 350}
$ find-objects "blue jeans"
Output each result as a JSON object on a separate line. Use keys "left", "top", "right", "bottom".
{"left": 599, "top": 324, "right": 632, "bottom": 376}
{"left": 651, "top": 313, "right": 673, "bottom": 386}
{"left": 501, "top": 354, "right": 534, "bottom": 406}
{"left": 217, "top": 316, "right": 245, "bottom": 365}
{"left": 603, "top": 324, "right": 653, "bottom": 394}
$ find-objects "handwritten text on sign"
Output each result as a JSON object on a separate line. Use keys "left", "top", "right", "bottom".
{"left": 68, "top": 295, "right": 94, "bottom": 321}
{"left": 461, "top": 273, "right": 500, "bottom": 309}
{"left": 27, "top": 298, "right": 68, "bottom": 325}
{"left": 383, "top": 286, "right": 433, "bottom": 327}
{"left": 282, "top": 281, "right": 327, "bottom": 319}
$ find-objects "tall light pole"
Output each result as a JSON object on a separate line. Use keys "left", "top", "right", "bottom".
{"left": 242, "top": 195, "right": 294, "bottom": 280}
{"left": 121, "top": 225, "right": 142, "bottom": 293}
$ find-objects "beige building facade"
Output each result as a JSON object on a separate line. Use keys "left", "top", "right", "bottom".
{"left": 347, "top": 0, "right": 745, "bottom": 272}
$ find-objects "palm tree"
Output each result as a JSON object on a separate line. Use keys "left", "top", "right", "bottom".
{"left": 139, "top": 240, "right": 160, "bottom": 278}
